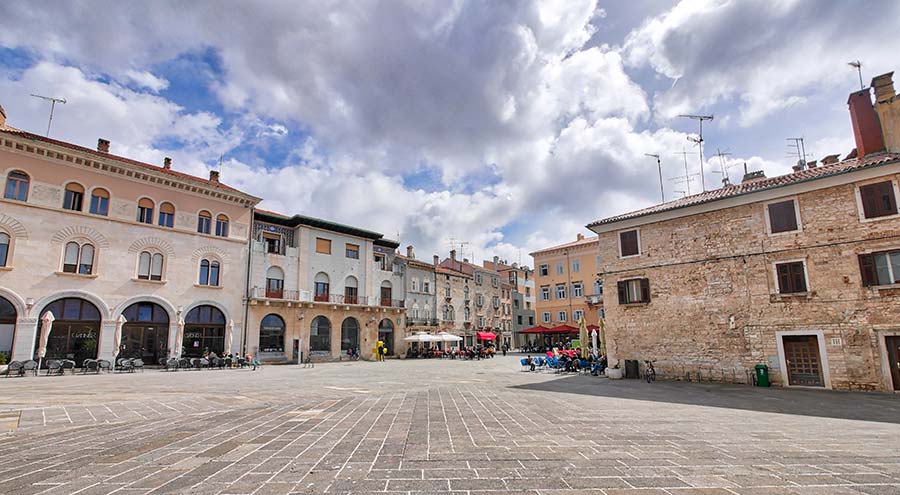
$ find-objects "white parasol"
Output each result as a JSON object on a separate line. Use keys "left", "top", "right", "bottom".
{"left": 225, "top": 319, "right": 234, "bottom": 355}
{"left": 112, "top": 314, "right": 126, "bottom": 361}
{"left": 591, "top": 328, "right": 599, "bottom": 358}
{"left": 173, "top": 317, "right": 185, "bottom": 359}
{"left": 37, "top": 311, "right": 55, "bottom": 370}
{"left": 437, "top": 332, "right": 462, "bottom": 342}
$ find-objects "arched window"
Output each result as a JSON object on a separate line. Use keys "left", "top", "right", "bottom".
{"left": 464, "top": 307, "right": 470, "bottom": 322}
{"left": 63, "top": 241, "right": 95, "bottom": 275}
{"left": 89, "top": 188, "right": 109, "bottom": 216}
{"left": 341, "top": 317, "right": 359, "bottom": 352}
{"left": 344, "top": 275, "right": 358, "bottom": 304}
{"left": 4, "top": 170, "right": 29, "bottom": 201}
{"left": 199, "top": 259, "right": 220, "bottom": 286}
{"left": 380, "top": 280, "right": 392, "bottom": 306}
{"left": 259, "top": 314, "right": 285, "bottom": 353}
{"left": 137, "top": 198, "right": 154, "bottom": 224}
{"left": 445, "top": 283, "right": 451, "bottom": 297}
{"left": 265, "top": 266, "right": 284, "bottom": 298}
{"left": 197, "top": 210, "right": 212, "bottom": 234}
{"left": 0, "top": 232, "right": 9, "bottom": 267}
{"left": 411, "top": 278, "right": 419, "bottom": 292}
{"left": 215, "top": 214, "right": 229, "bottom": 237}
{"left": 37, "top": 298, "right": 101, "bottom": 365}
{"left": 411, "top": 303, "right": 420, "bottom": 319}
{"left": 310, "top": 315, "right": 331, "bottom": 352}
{"left": 121, "top": 302, "right": 170, "bottom": 362}
{"left": 158, "top": 202, "right": 175, "bottom": 228}
{"left": 183, "top": 305, "right": 226, "bottom": 358}
{"left": 0, "top": 295, "right": 16, "bottom": 359}
{"left": 137, "top": 251, "right": 164, "bottom": 281}
{"left": 63, "top": 183, "right": 85, "bottom": 211}
{"left": 314, "top": 272, "right": 330, "bottom": 302}
{"left": 424, "top": 304, "right": 431, "bottom": 319}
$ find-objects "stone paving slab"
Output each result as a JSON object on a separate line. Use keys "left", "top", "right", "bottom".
{"left": 0, "top": 356, "right": 899, "bottom": 494}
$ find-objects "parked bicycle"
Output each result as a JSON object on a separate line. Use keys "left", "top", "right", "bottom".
{"left": 644, "top": 360, "right": 656, "bottom": 383}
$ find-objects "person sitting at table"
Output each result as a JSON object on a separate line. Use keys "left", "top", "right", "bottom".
{"left": 526, "top": 355, "right": 535, "bottom": 372}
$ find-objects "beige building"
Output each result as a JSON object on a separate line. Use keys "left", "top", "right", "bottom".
{"left": 435, "top": 259, "right": 472, "bottom": 343}
{"left": 439, "top": 251, "right": 504, "bottom": 347}
{"left": 587, "top": 72, "right": 900, "bottom": 391}
{"left": 530, "top": 234, "right": 604, "bottom": 331}
{"left": 0, "top": 108, "right": 260, "bottom": 365}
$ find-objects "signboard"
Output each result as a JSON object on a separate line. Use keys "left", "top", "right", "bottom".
{"left": 570, "top": 339, "right": 581, "bottom": 348}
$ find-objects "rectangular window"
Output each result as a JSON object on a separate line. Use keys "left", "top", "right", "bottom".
{"left": 374, "top": 253, "right": 387, "bottom": 270}
{"left": 572, "top": 282, "right": 583, "bottom": 297}
{"left": 859, "top": 250, "right": 900, "bottom": 287}
{"left": 215, "top": 219, "right": 229, "bottom": 237}
{"left": 540, "top": 286, "right": 550, "bottom": 300}
{"left": 572, "top": 259, "right": 580, "bottom": 273}
{"left": 557, "top": 311, "right": 567, "bottom": 322}
{"left": 573, "top": 310, "right": 584, "bottom": 322}
{"left": 768, "top": 199, "right": 799, "bottom": 233}
{"left": 345, "top": 243, "right": 359, "bottom": 259}
{"left": 423, "top": 282, "right": 430, "bottom": 293}
{"left": 539, "top": 264, "right": 548, "bottom": 276}
{"left": 315, "top": 237, "right": 332, "bottom": 255}
{"left": 775, "top": 261, "right": 808, "bottom": 294}
{"left": 475, "top": 273, "right": 483, "bottom": 284}
{"left": 159, "top": 211, "right": 174, "bottom": 228}
{"left": 555, "top": 284, "right": 566, "bottom": 299}
{"left": 593, "top": 280, "right": 603, "bottom": 295}
{"left": 263, "top": 233, "right": 282, "bottom": 254}
{"left": 89, "top": 195, "right": 109, "bottom": 216}
{"left": 542, "top": 312, "right": 550, "bottom": 323}
{"left": 860, "top": 181, "right": 898, "bottom": 219}
{"left": 596, "top": 255, "right": 601, "bottom": 268}
{"left": 63, "top": 189, "right": 83, "bottom": 211}
{"left": 617, "top": 278, "right": 650, "bottom": 304}
{"left": 529, "top": 316, "right": 534, "bottom": 325}
{"left": 517, "top": 315, "right": 523, "bottom": 324}
{"left": 619, "top": 230, "right": 640, "bottom": 257}
{"left": 137, "top": 206, "right": 153, "bottom": 224}
{"left": 556, "top": 263, "right": 564, "bottom": 275}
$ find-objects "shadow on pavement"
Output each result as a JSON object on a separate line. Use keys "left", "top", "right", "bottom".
{"left": 510, "top": 373, "right": 900, "bottom": 424}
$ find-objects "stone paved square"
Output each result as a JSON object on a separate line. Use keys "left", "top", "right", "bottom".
{"left": 2, "top": 356, "right": 900, "bottom": 494}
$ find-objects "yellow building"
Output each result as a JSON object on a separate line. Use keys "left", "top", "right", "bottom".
{"left": 530, "top": 234, "right": 603, "bottom": 334}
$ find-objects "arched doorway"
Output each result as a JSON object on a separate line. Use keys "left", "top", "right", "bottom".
{"left": 183, "top": 305, "right": 226, "bottom": 358}
{"left": 36, "top": 298, "right": 101, "bottom": 365}
{"left": 0, "top": 296, "right": 15, "bottom": 361}
{"left": 121, "top": 302, "right": 170, "bottom": 364}
{"left": 310, "top": 316, "right": 331, "bottom": 356}
{"left": 341, "top": 318, "right": 359, "bottom": 353}
{"left": 259, "top": 314, "right": 285, "bottom": 354}
{"left": 378, "top": 319, "right": 394, "bottom": 356}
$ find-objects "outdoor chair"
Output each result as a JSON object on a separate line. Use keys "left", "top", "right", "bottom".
{"left": 82, "top": 359, "right": 97, "bottom": 373}
{"left": 5, "top": 360, "right": 23, "bottom": 377}
{"left": 116, "top": 358, "right": 134, "bottom": 373}
{"left": 22, "top": 360, "right": 38, "bottom": 376}
{"left": 45, "top": 359, "right": 62, "bottom": 376}
{"left": 224, "top": 357, "right": 232, "bottom": 368}
{"left": 520, "top": 358, "right": 528, "bottom": 371}
{"left": 578, "top": 359, "right": 590, "bottom": 374}
{"left": 164, "top": 358, "right": 178, "bottom": 371}
{"left": 191, "top": 358, "right": 205, "bottom": 370}
{"left": 131, "top": 359, "right": 144, "bottom": 372}
{"left": 97, "top": 359, "right": 112, "bottom": 373}
{"left": 61, "top": 360, "right": 76, "bottom": 374}
{"left": 211, "top": 357, "right": 223, "bottom": 369}
{"left": 178, "top": 358, "right": 191, "bottom": 370}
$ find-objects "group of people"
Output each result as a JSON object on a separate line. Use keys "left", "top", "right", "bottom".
{"left": 405, "top": 345, "right": 498, "bottom": 360}
{"left": 524, "top": 349, "right": 607, "bottom": 375}
{"left": 199, "top": 350, "right": 261, "bottom": 371}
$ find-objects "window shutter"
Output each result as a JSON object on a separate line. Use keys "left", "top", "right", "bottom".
{"left": 640, "top": 278, "right": 651, "bottom": 302}
{"left": 858, "top": 254, "right": 877, "bottom": 287}
{"left": 617, "top": 281, "right": 626, "bottom": 304}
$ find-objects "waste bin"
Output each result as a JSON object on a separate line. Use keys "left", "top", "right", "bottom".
{"left": 754, "top": 364, "right": 770, "bottom": 387}
{"left": 624, "top": 359, "right": 640, "bottom": 379}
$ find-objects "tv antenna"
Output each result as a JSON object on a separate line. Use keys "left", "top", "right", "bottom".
{"left": 711, "top": 148, "right": 734, "bottom": 185}
{"left": 787, "top": 137, "right": 808, "bottom": 168}
{"left": 644, "top": 153, "right": 665, "bottom": 202}
{"left": 670, "top": 147, "right": 698, "bottom": 196}
{"left": 848, "top": 60, "right": 864, "bottom": 90}
{"left": 679, "top": 114, "right": 713, "bottom": 192}
{"left": 447, "top": 237, "right": 470, "bottom": 260}
{"left": 30, "top": 94, "right": 67, "bottom": 137}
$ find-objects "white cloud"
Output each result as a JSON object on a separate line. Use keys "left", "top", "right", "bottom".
{"left": 124, "top": 70, "right": 169, "bottom": 92}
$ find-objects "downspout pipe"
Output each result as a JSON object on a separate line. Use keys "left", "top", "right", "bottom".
{"left": 242, "top": 206, "right": 255, "bottom": 355}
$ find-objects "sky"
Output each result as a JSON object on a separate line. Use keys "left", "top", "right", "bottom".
{"left": 1, "top": 0, "right": 898, "bottom": 267}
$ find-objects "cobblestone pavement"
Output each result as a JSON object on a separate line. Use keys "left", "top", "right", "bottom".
{"left": 1, "top": 356, "right": 899, "bottom": 494}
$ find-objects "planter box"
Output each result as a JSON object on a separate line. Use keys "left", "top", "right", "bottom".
{"left": 606, "top": 368, "right": 624, "bottom": 379}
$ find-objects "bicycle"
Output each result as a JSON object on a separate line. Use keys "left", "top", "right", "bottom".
{"left": 644, "top": 360, "right": 656, "bottom": 383}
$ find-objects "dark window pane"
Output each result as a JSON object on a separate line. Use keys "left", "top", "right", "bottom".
{"left": 860, "top": 181, "right": 898, "bottom": 219}
{"left": 620, "top": 230, "right": 639, "bottom": 256}
{"left": 768, "top": 200, "right": 798, "bottom": 233}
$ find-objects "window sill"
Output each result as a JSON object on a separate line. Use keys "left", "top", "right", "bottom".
{"left": 770, "top": 292, "right": 813, "bottom": 302}
{"left": 132, "top": 278, "right": 167, "bottom": 285}
{"left": 55, "top": 271, "right": 98, "bottom": 279}
{"left": 621, "top": 301, "right": 650, "bottom": 307}
{"left": 194, "top": 284, "right": 224, "bottom": 289}
{"left": 869, "top": 284, "right": 900, "bottom": 296}
{"left": 860, "top": 212, "right": 900, "bottom": 223}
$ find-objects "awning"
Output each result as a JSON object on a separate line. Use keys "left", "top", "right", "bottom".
{"left": 587, "top": 324, "right": 601, "bottom": 332}
{"left": 546, "top": 325, "right": 579, "bottom": 334}
{"left": 476, "top": 331, "right": 496, "bottom": 340}
{"left": 519, "top": 326, "right": 549, "bottom": 334}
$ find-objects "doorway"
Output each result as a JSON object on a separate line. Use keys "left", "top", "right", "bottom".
{"left": 783, "top": 335, "right": 823, "bottom": 387}
{"left": 886, "top": 336, "right": 900, "bottom": 391}
{"left": 121, "top": 302, "right": 170, "bottom": 364}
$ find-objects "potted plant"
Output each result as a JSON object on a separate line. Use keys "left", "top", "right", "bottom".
{"left": 606, "top": 360, "right": 623, "bottom": 379}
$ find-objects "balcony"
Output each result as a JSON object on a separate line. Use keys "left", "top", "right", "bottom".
{"left": 585, "top": 294, "right": 603, "bottom": 305}
{"left": 381, "top": 298, "right": 405, "bottom": 308}
{"left": 251, "top": 287, "right": 403, "bottom": 308}
{"left": 407, "top": 317, "right": 439, "bottom": 326}
{"left": 250, "top": 286, "right": 300, "bottom": 301}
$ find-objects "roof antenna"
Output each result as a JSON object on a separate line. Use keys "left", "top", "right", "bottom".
{"left": 30, "top": 94, "right": 67, "bottom": 137}
{"left": 644, "top": 153, "right": 665, "bottom": 202}
{"left": 679, "top": 114, "right": 714, "bottom": 192}
{"left": 787, "top": 137, "right": 807, "bottom": 169}
{"left": 848, "top": 60, "right": 864, "bottom": 90}
{"left": 670, "top": 146, "right": 698, "bottom": 196}
{"left": 712, "top": 148, "right": 733, "bottom": 186}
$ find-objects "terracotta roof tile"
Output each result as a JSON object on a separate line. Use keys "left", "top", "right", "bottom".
{"left": 529, "top": 236, "right": 598, "bottom": 256}
{"left": 588, "top": 153, "right": 900, "bottom": 228}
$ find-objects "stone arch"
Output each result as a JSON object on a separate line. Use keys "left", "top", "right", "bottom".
{"left": 50, "top": 225, "right": 109, "bottom": 248}
{"left": 0, "top": 286, "right": 27, "bottom": 317}
{"left": 128, "top": 237, "right": 176, "bottom": 258}
{"left": 191, "top": 245, "right": 229, "bottom": 263}
{"left": 111, "top": 294, "right": 178, "bottom": 322}
{"left": 182, "top": 300, "right": 230, "bottom": 322}
{"left": 29, "top": 289, "right": 111, "bottom": 319}
{"left": 0, "top": 213, "right": 28, "bottom": 239}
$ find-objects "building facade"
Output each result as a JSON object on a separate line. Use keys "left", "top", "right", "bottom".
{"left": 246, "top": 210, "right": 406, "bottom": 362}
{"left": 439, "top": 251, "right": 503, "bottom": 346}
{"left": 435, "top": 259, "right": 472, "bottom": 343}
{"left": 484, "top": 257, "right": 535, "bottom": 348}
{"left": 587, "top": 72, "right": 900, "bottom": 392}
{"left": 0, "top": 116, "right": 260, "bottom": 365}
{"left": 398, "top": 246, "right": 438, "bottom": 338}
{"left": 530, "top": 234, "right": 604, "bottom": 331}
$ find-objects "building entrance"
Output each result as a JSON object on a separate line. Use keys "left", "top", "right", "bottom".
{"left": 121, "top": 302, "right": 170, "bottom": 364}
{"left": 886, "top": 336, "right": 900, "bottom": 391}
{"left": 783, "top": 335, "right": 823, "bottom": 387}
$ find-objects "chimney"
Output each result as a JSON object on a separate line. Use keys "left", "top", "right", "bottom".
{"left": 847, "top": 89, "right": 885, "bottom": 156}
{"left": 576, "top": 233, "right": 584, "bottom": 241}
{"left": 873, "top": 71, "right": 899, "bottom": 153}
{"left": 806, "top": 160, "right": 817, "bottom": 169}
{"left": 845, "top": 148, "right": 858, "bottom": 160}
{"left": 163, "top": 157, "right": 172, "bottom": 170}
{"left": 821, "top": 154, "right": 840, "bottom": 165}
{"left": 450, "top": 249, "right": 456, "bottom": 261}
{"left": 463, "top": 258, "right": 469, "bottom": 263}
{"left": 742, "top": 170, "right": 767, "bottom": 183}
{"left": 493, "top": 255, "right": 499, "bottom": 267}
{"left": 97, "top": 138, "right": 110, "bottom": 153}
{"left": 209, "top": 170, "right": 220, "bottom": 183}
{"left": 406, "top": 245, "right": 415, "bottom": 259}
{"left": 433, "top": 255, "right": 440, "bottom": 267}
{"left": 0, "top": 104, "right": 6, "bottom": 127}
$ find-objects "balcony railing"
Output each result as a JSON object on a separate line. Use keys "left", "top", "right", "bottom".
{"left": 585, "top": 294, "right": 603, "bottom": 305}
{"left": 407, "top": 317, "right": 439, "bottom": 326}
{"left": 251, "top": 287, "right": 403, "bottom": 308}
{"left": 266, "top": 288, "right": 284, "bottom": 299}
{"left": 381, "top": 298, "right": 405, "bottom": 308}
{"left": 250, "top": 287, "right": 301, "bottom": 301}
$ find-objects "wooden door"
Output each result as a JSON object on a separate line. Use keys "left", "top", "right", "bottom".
{"left": 887, "top": 336, "right": 900, "bottom": 391}
{"left": 783, "top": 336, "right": 823, "bottom": 387}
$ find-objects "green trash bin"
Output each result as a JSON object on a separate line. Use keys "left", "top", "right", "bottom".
{"left": 754, "top": 364, "right": 770, "bottom": 387}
